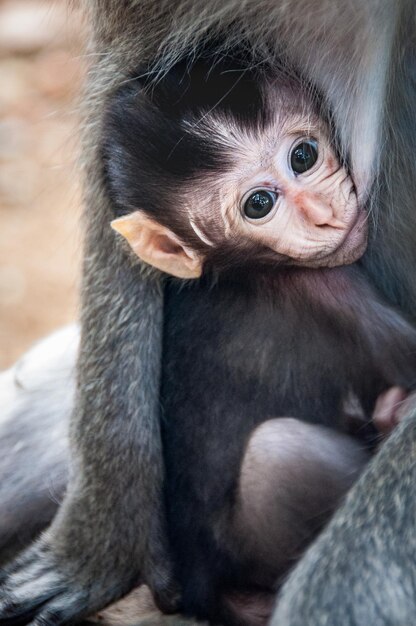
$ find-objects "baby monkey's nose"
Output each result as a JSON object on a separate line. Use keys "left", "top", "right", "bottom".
{"left": 293, "top": 191, "right": 344, "bottom": 229}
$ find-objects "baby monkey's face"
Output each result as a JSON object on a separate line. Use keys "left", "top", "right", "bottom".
{"left": 111, "top": 87, "right": 368, "bottom": 279}
{"left": 191, "top": 111, "right": 368, "bottom": 269}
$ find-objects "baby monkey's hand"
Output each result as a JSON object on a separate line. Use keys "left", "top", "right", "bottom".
{"left": 372, "top": 386, "right": 409, "bottom": 436}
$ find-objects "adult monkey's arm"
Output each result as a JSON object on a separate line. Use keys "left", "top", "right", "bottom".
{"left": 0, "top": 2, "right": 411, "bottom": 625}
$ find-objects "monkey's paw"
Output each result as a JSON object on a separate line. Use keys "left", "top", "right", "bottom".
{"left": 0, "top": 541, "right": 118, "bottom": 625}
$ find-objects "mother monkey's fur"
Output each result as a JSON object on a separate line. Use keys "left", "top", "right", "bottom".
{"left": 1, "top": 2, "right": 416, "bottom": 626}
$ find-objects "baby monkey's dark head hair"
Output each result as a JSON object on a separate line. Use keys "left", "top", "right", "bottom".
{"left": 104, "top": 56, "right": 365, "bottom": 280}
{"left": 104, "top": 57, "right": 274, "bottom": 234}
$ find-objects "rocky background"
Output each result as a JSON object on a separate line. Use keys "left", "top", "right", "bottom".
{"left": 0, "top": 0, "right": 85, "bottom": 368}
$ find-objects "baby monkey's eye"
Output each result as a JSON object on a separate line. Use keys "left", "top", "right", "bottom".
{"left": 243, "top": 190, "right": 278, "bottom": 220}
{"left": 290, "top": 138, "right": 318, "bottom": 174}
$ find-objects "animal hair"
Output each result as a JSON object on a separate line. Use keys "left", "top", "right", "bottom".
{"left": 101, "top": 55, "right": 416, "bottom": 623}
{"left": 103, "top": 57, "right": 332, "bottom": 273}
{"left": 0, "top": 2, "right": 414, "bottom": 626}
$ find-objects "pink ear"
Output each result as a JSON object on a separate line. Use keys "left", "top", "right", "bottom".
{"left": 111, "top": 211, "right": 203, "bottom": 279}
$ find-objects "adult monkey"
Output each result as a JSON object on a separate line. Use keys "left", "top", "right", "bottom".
{"left": 0, "top": 2, "right": 415, "bottom": 626}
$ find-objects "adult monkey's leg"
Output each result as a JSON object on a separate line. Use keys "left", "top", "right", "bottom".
{"left": 273, "top": 415, "right": 416, "bottom": 626}
{"left": 0, "top": 1, "right": 403, "bottom": 625}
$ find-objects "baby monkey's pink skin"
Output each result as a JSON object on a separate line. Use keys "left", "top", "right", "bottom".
{"left": 190, "top": 102, "right": 368, "bottom": 268}
{"left": 373, "top": 386, "right": 408, "bottom": 436}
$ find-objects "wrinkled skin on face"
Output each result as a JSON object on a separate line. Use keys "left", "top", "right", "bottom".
{"left": 187, "top": 95, "right": 368, "bottom": 270}
{"left": 112, "top": 83, "right": 368, "bottom": 278}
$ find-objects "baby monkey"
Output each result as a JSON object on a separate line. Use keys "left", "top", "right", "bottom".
{"left": 105, "top": 59, "right": 416, "bottom": 625}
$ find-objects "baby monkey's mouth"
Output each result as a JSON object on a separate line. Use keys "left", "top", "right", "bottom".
{"left": 325, "top": 206, "right": 369, "bottom": 267}
{"left": 292, "top": 205, "right": 368, "bottom": 269}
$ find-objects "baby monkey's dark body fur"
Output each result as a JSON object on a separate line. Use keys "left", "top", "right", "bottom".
{"left": 105, "top": 59, "right": 416, "bottom": 623}
{"left": 162, "top": 265, "right": 416, "bottom": 621}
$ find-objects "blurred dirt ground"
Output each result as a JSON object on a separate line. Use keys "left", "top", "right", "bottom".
{"left": 0, "top": 0, "right": 86, "bottom": 368}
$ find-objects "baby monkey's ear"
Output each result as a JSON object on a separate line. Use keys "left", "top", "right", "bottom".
{"left": 111, "top": 211, "right": 203, "bottom": 279}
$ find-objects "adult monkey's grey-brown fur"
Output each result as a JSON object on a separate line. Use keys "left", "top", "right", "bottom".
{"left": 0, "top": 1, "right": 415, "bottom": 625}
